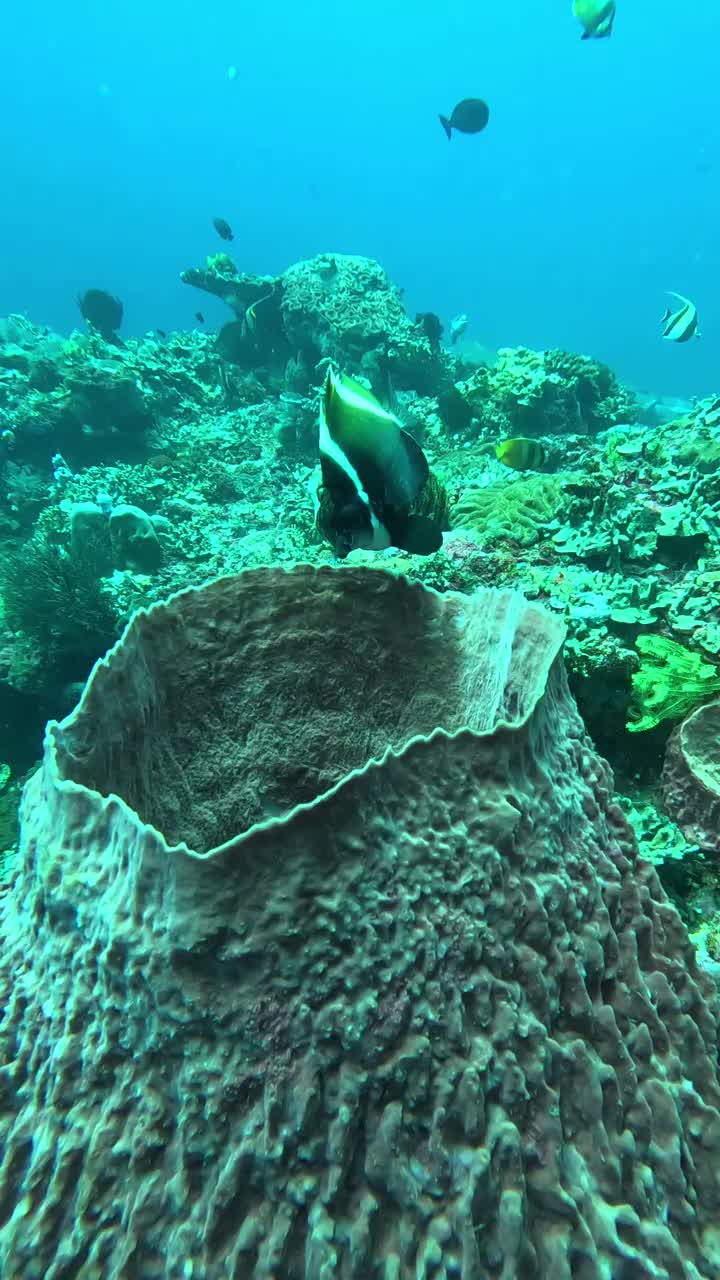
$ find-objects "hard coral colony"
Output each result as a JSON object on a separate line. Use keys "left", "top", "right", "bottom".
{"left": 2, "top": 6, "right": 720, "bottom": 1278}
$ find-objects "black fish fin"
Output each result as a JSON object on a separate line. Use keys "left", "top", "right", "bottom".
{"left": 395, "top": 515, "right": 443, "bottom": 556}
{"left": 439, "top": 114, "right": 452, "bottom": 140}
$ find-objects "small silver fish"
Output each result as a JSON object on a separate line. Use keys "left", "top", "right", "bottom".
{"left": 450, "top": 314, "right": 469, "bottom": 344}
{"left": 661, "top": 292, "right": 700, "bottom": 343}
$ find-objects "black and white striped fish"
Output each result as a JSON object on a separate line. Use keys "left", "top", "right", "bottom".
{"left": 661, "top": 292, "right": 700, "bottom": 343}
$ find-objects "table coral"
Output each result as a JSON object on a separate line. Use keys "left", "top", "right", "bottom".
{"left": 2, "top": 565, "right": 720, "bottom": 1278}
{"left": 183, "top": 251, "right": 453, "bottom": 396}
{"left": 181, "top": 253, "right": 277, "bottom": 316}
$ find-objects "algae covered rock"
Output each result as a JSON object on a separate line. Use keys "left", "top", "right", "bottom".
{"left": 3, "top": 565, "right": 720, "bottom": 1278}
{"left": 109, "top": 503, "right": 164, "bottom": 572}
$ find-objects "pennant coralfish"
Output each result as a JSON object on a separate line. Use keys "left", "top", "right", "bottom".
{"left": 661, "top": 292, "right": 700, "bottom": 343}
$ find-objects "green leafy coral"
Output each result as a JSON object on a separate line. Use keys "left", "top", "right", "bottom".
{"left": 451, "top": 475, "right": 563, "bottom": 547}
{"left": 627, "top": 635, "right": 720, "bottom": 733}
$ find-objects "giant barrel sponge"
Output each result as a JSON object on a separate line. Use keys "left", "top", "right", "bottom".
{"left": 2, "top": 565, "right": 720, "bottom": 1278}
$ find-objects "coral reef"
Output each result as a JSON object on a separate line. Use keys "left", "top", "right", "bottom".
{"left": 0, "top": 317, "right": 223, "bottom": 484}
{"left": 183, "top": 251, "right": 453, "bottom": 397}
{"left": 455, "top": 346, "right": 637, "bottom": 437}
{"left": 3, "top": 566, "right": 720, "bottom": 1277}
{"left": 3, "top": 249, "right": 720, "bottom": 948}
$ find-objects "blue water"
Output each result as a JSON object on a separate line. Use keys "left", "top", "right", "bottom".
{"left": 2, "top": 0, "right": 716, "bottom": 399}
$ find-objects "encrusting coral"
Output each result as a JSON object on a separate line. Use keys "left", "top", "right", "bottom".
{"left": 2, "top": 564, "right": 720, "bottom": 1278}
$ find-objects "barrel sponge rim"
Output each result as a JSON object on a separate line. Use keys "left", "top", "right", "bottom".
{"left": 40, "top": 563, "right": 567, "bottom": 859}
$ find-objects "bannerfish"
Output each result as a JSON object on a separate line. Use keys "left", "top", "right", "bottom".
{"left": 195, "top": 312, "right": 205, "bottom": 324}
{"left": 416, "top": 312, "right": 443, "bottom": 347}
{"left": 573, "top": 0, "right": 616, "bottom": 39}
{"left": 495, "top": 437, "right": 546, "bottom": 471}
{"left": 242, "top": 290, "right": 275, "bottom": 337}
{"left": 317, "top": 368, "right": 443, "bottom": 559}
{"left": 450, "top": 314, "right": 469, "bottom": 344}
{"left": 439, "top": 98, "right": 489, "bottom": 140}
{"left": 213, "top": 217, "right": 234, "bottom": 241}
{"left": 661, "top": 292, "right": 700, "bottom": 343}
{"left": 78, "top": 288, "right": 123, "bottom": 341}
{"left": 244, "top": 302, "right": 258, "bottom": 334}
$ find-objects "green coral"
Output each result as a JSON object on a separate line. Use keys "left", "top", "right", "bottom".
{"left": 627, "top": 635, "right": 720, "bottom": 733}
{"left": 451, "top": 475, "right": 563, "bottom": 547}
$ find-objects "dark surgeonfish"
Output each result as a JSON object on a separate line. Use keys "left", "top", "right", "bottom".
{"left": 439, "top": 98, "right": 490, "bottom": 140}
{"left": 573, "top": 0, "right": 616, "bottom": 38}
{"left": 317, "top": 368, "right": 443, "bottom": 559}
{"left": 661, "top": 292, "right": 700, "bottom": 343}
{"left": 213, "top": 217, "right": 234, "bottom": 241}
{"left": 78, "top": 289, "right": 123, "bottom": 341}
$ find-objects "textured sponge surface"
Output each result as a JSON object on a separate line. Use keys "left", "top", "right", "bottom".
{"left": 2, "top": 565, "right": 720, "bottom": 1279}
{"left": 51, "top": 566, "right": 562, "bottom": 852}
